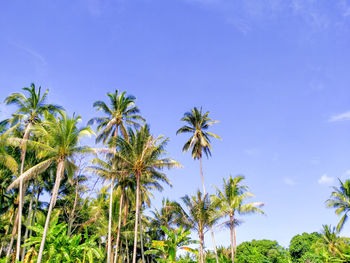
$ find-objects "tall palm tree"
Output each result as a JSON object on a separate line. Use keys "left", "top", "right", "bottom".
{"left": 8, "top": 112, "right": 92, "bottom": 263}
{"left": 177, "top": 107, "right": 221, "bottom": 262}
{"left": 115, "top": 125, "right": 180, "bottom": 263}
{"left": 4, "top": 84, "right": 61, "bottom": 260}
{"left": 212, "top": 175, "right": 264, "bottom": 263}
{"left": 180, "top": 190, "right": 218, "bottom": 263}
{"left": 89, "top": 89, "right": 144, "bottom": 263}
{"left": 327, "top": 179, "right": 350, "bottom": 233}
{"left": 88, "top": 89, "right": 145, "bottom": 144}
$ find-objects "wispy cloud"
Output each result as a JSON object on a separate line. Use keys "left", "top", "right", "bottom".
{"left": 318, "top": 174, "right": 334, "bottom": 185}
{"left": 328, "top": 111, "right": 350, "bottom": 122}
{"left": 10, "top": 42, "right": 47, "bottom": 66}
{"left": 284, "top": 177, "right": 296, "bottom": 186}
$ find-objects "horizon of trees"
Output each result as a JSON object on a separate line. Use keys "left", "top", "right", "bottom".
{"left": 0, "top": 84, "right": 349, "bottom": 263}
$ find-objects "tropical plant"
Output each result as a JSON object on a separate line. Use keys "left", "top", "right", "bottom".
{"left": 180, "top": 190, "right": 218, "bottom": 263}
{"left": 4, "top": 83, "right": 61, "bottom": 260}
{"left": 212, "top": 175, "right": 264, "bottom": 262}
{"left": 8, "top": 112, "right": 92, "bottom": 263}
{"left": 177, "top": 107, "right": 221, "bottom": 262}
{"left": 146, "top": 225, "right": 196, "bottom": 262}
{"left": 114, "top": 125, "right": 180, "bottom": 263}
{"left": 89, "top": 89, "right": 144, "bottom": 263}
{"left": 327, "top": 179, "right": 350, "bottom": 233}
{"left": 23, "top": 215, "right": 103, "bottom": 262}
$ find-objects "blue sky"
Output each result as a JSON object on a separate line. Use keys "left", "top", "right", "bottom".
{"left": 1, "top": 0, "right": 350, "bottom": 249}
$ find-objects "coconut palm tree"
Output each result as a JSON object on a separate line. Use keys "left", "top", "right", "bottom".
{"left": 114, "top": 125, "right": 180, "bottom": 263}
{"left": 4, "top": 83, "right": 61, "bottom": 260}
{"left": 176, "top": 107, "right": 221, "bottom": 262}
{"left": 327, "top": 179, "right": 350, "bottom": 233}
{"left": 180, "top": 191, "right": 218, "bottom": 263}
{"left": 212, "top": 175, "right": 264, "bottom": 263}
{"left": 314, "top": 225, "right": 347, "bottom": 259}
{"left": 88, "top": 89, "right": 144, "bottom": 144}
{"left": 7, "top": 112, "right": 92, "bottom": 263}
{"left": 89, "top": 89, "right": 144, "bottom": 263}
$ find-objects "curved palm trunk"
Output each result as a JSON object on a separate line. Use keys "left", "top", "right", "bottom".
{"left": 199, "top": 157, "right": 219, "bottom": 263}
{"left": 234, "top": 221, "right": 237, "bottom": 255}
{"left": 132, "top": 173, "right": 141, "bottom": 263}
{"left": 37, "top": 160, "right": 64, "bottom": 263}
{"left": 16, "top": 122, "right": 31, "bottom": 261}
{"left": 113, "top": 190, "right": 124, "bottom": 263}
{"left": 230, "top": 214, "right": 234, "bottom": 263}
{"left": 107, "top": 177, "right": 114, "bottom": 263}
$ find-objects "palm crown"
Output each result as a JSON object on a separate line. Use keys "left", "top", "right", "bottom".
{"left": 327, "top": 179, "right": 350, "bottom": 232}
{"left": 89, "top": 89, "right": 145, "bottom": 144}
{"left": 176, "top": 107, "right": 220, "bottom": 159}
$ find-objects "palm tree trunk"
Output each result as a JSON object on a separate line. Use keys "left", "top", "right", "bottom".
{"left": 230, "top": 214, "right": 234, "bottom": 263}
{"left": 16, "top": 122, "right": 31, "bottom": 261}
{"left": 132, "top": 173, "right": 141, "bottom": 263}
{"left": 199, "top": 158, "right": 219, "bottom": 263}
{"left": 199, "top": 232, "right": 204, "bottom": 263}
{"left": 37, "top": 160, "right": 64, "bottom": 263}
{"left": 113, "top": 190, "right": 124, "bottom": 263}
{"left": 107, "top": 177, "right": 114, "bottom": 263}
{"left": 21, "top": 184, "right": 35, "bottom": 260}
{"left": 29, "top": 187, "right": 41, "bottom": 239}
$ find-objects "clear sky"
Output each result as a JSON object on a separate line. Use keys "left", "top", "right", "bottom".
{"left": 1, "top": 0, "right": 350, "bottom": 249}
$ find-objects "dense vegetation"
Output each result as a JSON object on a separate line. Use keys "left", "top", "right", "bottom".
{"left": 0, "top": 84, "right": 350, "bottom": 262}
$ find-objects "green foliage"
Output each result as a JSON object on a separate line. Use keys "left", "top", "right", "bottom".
{"left": 235, "top": 239, "right": 289, "bottom": 263}
{"left": 146, "top": 226, "right": 197, "bottom": 262}
{"left": 289, "top": 232, "right": 322, "bottom": 262}
{"left": 23, "top": 216, "right": 103, "bottom": 262}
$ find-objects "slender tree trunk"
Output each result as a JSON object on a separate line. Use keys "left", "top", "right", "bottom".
{"left": 230, "top": 214, "right": 234, "bottom": 263}
{"left": 68, "top": 181, "right": 79, "bottom": 236}
{"left": 113, "top": 190, "right": 124, "bottom": 263}
{"left": 199, "top": 232, "right": 204, "bottom": 263}
{"left": 21, "top": 184, "right": 35, "bottom": 260}
{"left": 132, "top": 173, "right": 141, "bottom": 263}
{"left": 6, "top": 209, "right": 19, "bottom": 259}
{"left": 0, "top": 211, "right": 14, "bottom": 257}
{"left": 107, "top": 177, "right": 114, "bottom": 263}
{"left": 37, "top": 160, "right": 64, "bottom": 263}
{"left": 16, "top": 122, "right": 31, "bottom": 261}
{"left": 199, "top": 158, "right": 219, "bottom": 263}
{"left": 29, "top": 187, "right": 41, "bottom": 239}
{"left": 139, "top": 200, "right": 145, "bottom": 263}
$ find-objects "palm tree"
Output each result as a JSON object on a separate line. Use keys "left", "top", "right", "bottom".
{"left": 114, "top": 125, "right": 180, "bottom": 263}
{"left": 327, "top": 179, "right": 350, "bottom": 233}
{"left": 4, "top": 83, "right": 61, "bottom": 260}
{"left": 89, "top": 89, "right": 144, "bottom": 263}
{"left": 177, "top": 107, "right": 221, "bottom": 262}
{"left": 7, "top": 112, "right": 92, "bottom": 263}
{"left": 314, "top": 225, "right": 347, "bottom": 259}
{"left": 180, "top": 191, "right": 218, "bottom": 263}
{"left": 212, "top": 175, "right": 264, "bottom": 263}
{"left": 88, "top": 89, "right": 144, "bottom": 144}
